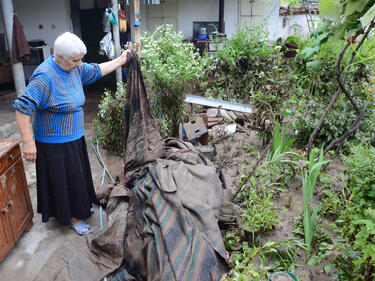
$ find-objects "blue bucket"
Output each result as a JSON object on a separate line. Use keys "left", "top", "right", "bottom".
{"left": 196, "top": 33, "right": 208, "bottom": 40}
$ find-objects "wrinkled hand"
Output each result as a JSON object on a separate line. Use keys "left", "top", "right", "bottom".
{"left": 22, "top": 140, "right": 37, "bottom": 162}
{"left": 119, "top": 49, "right": 132, "bottom": 66}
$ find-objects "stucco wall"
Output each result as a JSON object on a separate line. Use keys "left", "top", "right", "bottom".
{"left": 1, "top": 0, "right": 318, "bottom": 52}
{"left": 13, "top": 0, "right": 72, "bottom": 50}
{"left": 239, "top": 0, "right": 318, "bottom": 41}
{"left": 255, "top": 1, "right": 316, "bottom": 40}
{"left": 144, "top": 0, "right": 315, "bottom": 40}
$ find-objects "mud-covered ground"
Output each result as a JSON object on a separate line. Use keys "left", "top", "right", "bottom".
{"left": 210, "top": 119, "right": 346, "bottom": 281}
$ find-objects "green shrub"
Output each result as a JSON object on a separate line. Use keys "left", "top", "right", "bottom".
{"left": 238, "top": 186, "right": 279, "bottom": 235}
{"left": 320, "top": 189, "right": 345, "bottom": 218}
{"left": 224, "top": 238, "right": 306, "bottom": 280}
{"left": 204, "top": 26, "right": 300, "bottom": 140}
{"left": 333, "top": 144, "right": 375, "bottom": 280}
{"left": 205, "top": 25, "right": 274, "bottom": 103}
{"left": 140, "top": 24, "right": 209, "bottom": 136}
{"left": 93, "top": 82, "right": 126, "bottom": 156}
{"left": 287, "top": 31, "right": 375, "bottom": 148}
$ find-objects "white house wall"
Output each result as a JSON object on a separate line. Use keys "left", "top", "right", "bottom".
{"left": 13, "top": 0, "right": 72, "bottom": 51}
{"left": 1, "top": 0, "right": 317, "bottom": 53}
{"left": 177, "top": 0, "right": 238, "bottom": 39}
{"left": 244, "top": 0, "right": 316, "bottom": 40}
{"left": 143, "top": 0, "right": 315, "bottom": 41}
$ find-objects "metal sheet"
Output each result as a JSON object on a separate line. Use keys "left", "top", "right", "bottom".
{"left": 185, "top": 94, "right": 252, "bottom": 114}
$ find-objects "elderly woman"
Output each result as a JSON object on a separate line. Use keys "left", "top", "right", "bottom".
{"left": 13, "top": 32, "right": 129, "bottom": 235}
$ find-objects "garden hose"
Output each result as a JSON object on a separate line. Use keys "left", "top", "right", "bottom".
{"left": 90, "top": 133, "right": 114, "bottom": 281}
{"left": 90, "top": 134, "right": 114, "bottom": 182}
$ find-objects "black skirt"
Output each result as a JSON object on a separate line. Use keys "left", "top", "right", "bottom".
{"left": 35, "top": 136, "right": 98, "bottom": 225}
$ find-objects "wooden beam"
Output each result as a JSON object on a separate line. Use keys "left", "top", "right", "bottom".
{"left": 134, "top": 0, "right": 141, "bottom": 43}
{"left": 112, "top": 0, "right": 122, "bottom": 83}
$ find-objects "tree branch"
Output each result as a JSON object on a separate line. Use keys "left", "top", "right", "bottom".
{"left": 323, "top": 97, "right": 371, "bottom": 154}
{"left": 307, "top": 23, "right": 374, "bottom": 156}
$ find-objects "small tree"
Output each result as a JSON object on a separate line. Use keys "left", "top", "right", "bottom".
{"left": 140, "top": 24, "right": 209, "bottom": 136}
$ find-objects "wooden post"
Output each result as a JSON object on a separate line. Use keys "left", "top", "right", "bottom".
{"left": 134, "top": 0, "right": 141, "bottom": 43}
{"left": 112, "top": 0, "right": 122, "bottom": 83}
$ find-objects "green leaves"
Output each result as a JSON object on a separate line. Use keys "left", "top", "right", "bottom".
{"left": 360, "top": 3, "right": 375, "bottom": 27}
{"left": 140, "top": 24, "right": 208, "bottom": 135}
{"left": 299, "top": 45, "right": 320, "bottom": 60}
{"left": 316, "top": 0, "right": 375, "bottom": 41}
{"left": 268, "top": 120, "right": 296, "bottom": 161}
{"left": 94, "top": 82, "right": 127, "bottom": 156}
{"left": 337, "top": 145, "right": 375, "bottom": 276}
{"left": 302, "top": 147, "right": 330, "bottom": 259}
{"left": 344, "top": 0, "right": 369, "bottom": 17}
{"left": 306, "top": 60, "right": 324, "bottom": 71}
{"left": 319, "top": 0, "right": 342, "bottom": 21}
{"left": 299, "top": 31, "right": 330, "bottom": 61}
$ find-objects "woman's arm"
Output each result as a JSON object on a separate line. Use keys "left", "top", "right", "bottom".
{"left": 15, "top": 110, "right": 36, "bottom": 162}
{"left": 99, "top": 50, "right": 131, "bottom": 76}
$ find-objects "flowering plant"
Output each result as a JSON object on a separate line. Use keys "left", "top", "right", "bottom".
{"left": 140, "top": 24, "right": 210, "bottom": 135}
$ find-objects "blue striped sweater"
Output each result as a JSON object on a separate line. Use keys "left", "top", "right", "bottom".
{"left": 13, "top": 56, "right": 102, "bottom": 143}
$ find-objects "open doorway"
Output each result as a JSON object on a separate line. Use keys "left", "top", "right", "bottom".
{"left": 75, "top": 0, "right": 115, "bottom": 86}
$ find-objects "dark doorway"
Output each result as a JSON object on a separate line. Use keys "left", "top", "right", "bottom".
{"left": 80, "top": 9, "right": 116, "bottom": 87}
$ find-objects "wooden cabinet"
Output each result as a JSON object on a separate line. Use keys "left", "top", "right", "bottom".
{"left": 0, "top": 139, "right": 33, "bottom": 262}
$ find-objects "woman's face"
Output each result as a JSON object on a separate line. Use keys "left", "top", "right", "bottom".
{"left": 56, "top": 53, "right": 84, "bottom": 72}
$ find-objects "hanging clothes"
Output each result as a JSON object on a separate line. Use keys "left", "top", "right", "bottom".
{"left": 118, "top": 5, "right": 127, "bottom": 33}
{"left": 99, "top": 32, "right": 115, "bottom": 59}
{"left": 12, "top": 13, "right": 30, "bottom": 63}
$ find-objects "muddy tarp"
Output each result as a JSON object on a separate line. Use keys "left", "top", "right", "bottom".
{"left": 123, "top": 50, "right": 164, "bottom": 172}
{"left": 109, "top": 51, "right": 229, "bottom": 280}
{"left": 33, "top": 51, "right": 230, "bottom": 281}
{"left": 109, "top": 158, "right": 229, "bottom": 281}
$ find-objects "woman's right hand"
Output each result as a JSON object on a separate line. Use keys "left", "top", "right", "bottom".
{"left": 23, "top": 140, "right": 37, "bottom": 162}
{"left": 15, "top": 111, "right": 36, "bottom": 162}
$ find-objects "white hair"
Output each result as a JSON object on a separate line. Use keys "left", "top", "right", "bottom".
{"left": 53, "top": 32, "right": 87, "bottom": 59}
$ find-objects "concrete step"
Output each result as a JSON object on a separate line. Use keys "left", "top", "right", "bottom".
{"left": 0, "top": 121, "right": 18, "bottom": 139}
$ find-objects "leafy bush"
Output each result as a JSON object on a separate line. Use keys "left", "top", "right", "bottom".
{"left": 140, "top": 24, "right": 209, "bottom": 136}
{"left": 333, "top": 144, "right": 375, "bottom": 280}
{"left": 320, "top": 188, "right": 345, "bottom": 218}
{"left": 93, "top": 83, "right": 126, "bottom": 156}
{"left": 224, "top": 238, "right": 306, "bottom": 280}
{"left": 237, "top": 186, "right": 279, "bottom": 235}
{"left": 205, "top": 25, "right": 274, "bottom": 102}
{"left": 286, "top": 31, "right": 375, "bottom": 148}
